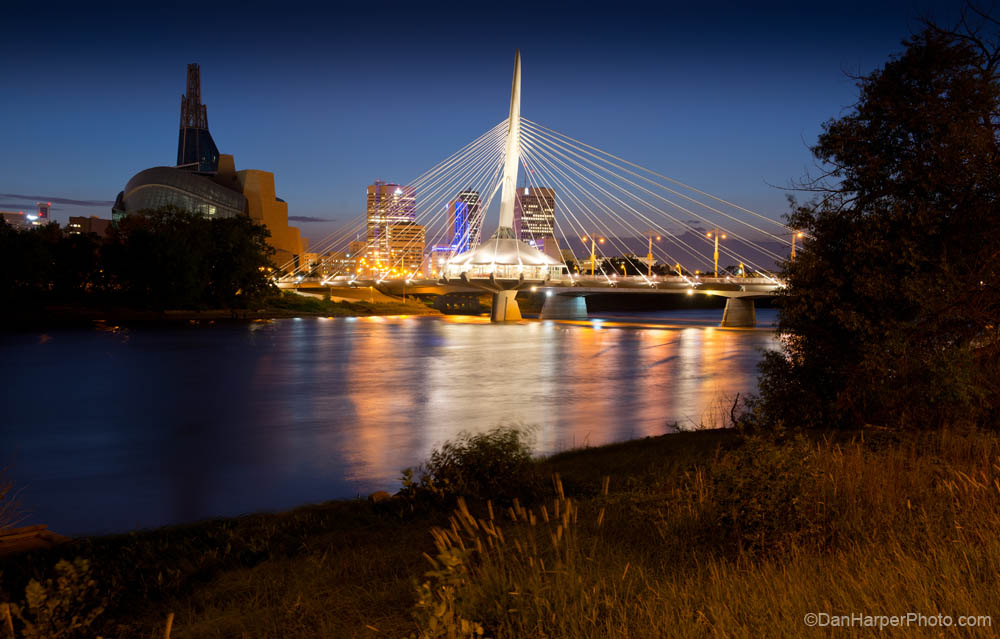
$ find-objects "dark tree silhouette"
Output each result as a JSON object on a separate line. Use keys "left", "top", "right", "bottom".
{"left": 758, "top": 12, "right": 1000, "bottom": 430}
{"left": 2, "top": 207, "right": 277, "bottom": 312}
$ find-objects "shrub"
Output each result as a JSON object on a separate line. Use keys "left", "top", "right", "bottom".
{"left": 402, "top": 425, "right": 540, "bottom": 503}
{"left": 703, "top": 432, "right": 826, "bottom": 556}
{"left": 7, "top": 558, "right": 106, "bottom": 639}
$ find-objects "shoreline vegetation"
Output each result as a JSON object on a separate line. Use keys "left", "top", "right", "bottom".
{"left": 1, "top": 426, "right": 998, "bottom": 637}
{"left": 0, "top": 210, "right": 441, "bottom": 331}
{"left": 1, "top": 291, "right": 442, "bottom": 330}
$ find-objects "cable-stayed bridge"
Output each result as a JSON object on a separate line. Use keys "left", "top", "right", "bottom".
{"left": 279, "top": 51, "right": 802, "bottom": 326}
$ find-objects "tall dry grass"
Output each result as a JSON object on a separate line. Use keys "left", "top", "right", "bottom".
{"left": 413, "top": 429, "right": 1000, "bottom": 638}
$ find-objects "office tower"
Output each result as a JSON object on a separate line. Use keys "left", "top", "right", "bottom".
{"left": 366, "top": 181, "right": 416, "bottom": 265}
{"left": 513, "top": 186, "right": 555, "bottom": 242}
{"left": 386, "top": 221, "right": 425, "bottom": 274}
{"left": 448, "top": 189, "right": 482, "bottom": 253}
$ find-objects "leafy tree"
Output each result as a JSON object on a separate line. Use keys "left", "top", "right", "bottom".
{"left": 758, "top": 13, "right": 1000, "bottom": 430}
{"left": 104, "top": 207, "right": 276, "bottom": 309}
{"left": 51, "top": 232, "right": 104, "bottom": 300}
{"left": 1, "top": 207, "right": 276, "bottom": 312}
{"left": 104, "top": 207, "right": 213, "bottom": 309}
{"left": 0, "top": 220, "right": 59, "bottom": 301}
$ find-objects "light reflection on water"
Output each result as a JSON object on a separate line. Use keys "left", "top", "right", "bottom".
{"left": 0, "top": 310, "right": 777, "bottom": 534}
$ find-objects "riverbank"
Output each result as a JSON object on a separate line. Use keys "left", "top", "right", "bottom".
{"left": 0, "top": 292, "right": 442, "bottom": 330}
{"left": 2, "top": 426, "right": 998, "bottom": 638}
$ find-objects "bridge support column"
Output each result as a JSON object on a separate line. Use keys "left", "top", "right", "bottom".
{"left": 491, "top": 290, "right": 522, "bottom": 322}
{"left": 721, "top": 297, "right": 756, "bottom": 327}
{"left": 539, "top": 294, "right": 588, "bottom": 320}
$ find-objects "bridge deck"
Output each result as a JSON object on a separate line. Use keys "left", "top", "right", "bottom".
{"left": 284, "top": 275, "right": 782, "bottom": 299}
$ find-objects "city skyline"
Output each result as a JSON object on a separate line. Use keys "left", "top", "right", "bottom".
{"left": 1, "top": 1, "right": 961, "bottom": 245}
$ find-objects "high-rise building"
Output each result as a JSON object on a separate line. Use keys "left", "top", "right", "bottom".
{"left": 514, "top": 187, "right": 555, "bottom": 241}
{"left": 448, "top": 190, "right": 483, "bottom": 253}
{"left": 386, "top": 221, "right": 425, "bottom": 275}
{"left": 177, "top": 63, "right": 220, "bottom": 173}
{"left": 513, "top": 186, "right": 561, "bottom": 259}
{"left": 36, "top": 202, "right": 50, "bottom": 221}
{"left": 366, "top": 181, "right": 415, "bottom": 265}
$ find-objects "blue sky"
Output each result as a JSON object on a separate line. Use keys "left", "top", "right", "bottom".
{"left": 0, "top": 0, "right": 961, "bottom": 244}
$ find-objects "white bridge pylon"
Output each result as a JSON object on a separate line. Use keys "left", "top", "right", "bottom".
{"left": 290, "top": 50, "right": 800, "bottom": 325}
{"left": 497, "top": 49, "right": 522, "bottom": 231}
{"left": 442, "top": 50, "right": 569, "bottom": 321}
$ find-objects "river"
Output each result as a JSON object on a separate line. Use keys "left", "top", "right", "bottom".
{"left": 0, "top": 309, "right": 778, "bottom": 535}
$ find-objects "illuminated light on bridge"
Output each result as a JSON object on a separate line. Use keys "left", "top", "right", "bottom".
{"left": 281, "top": 50, "right": 803, "bottom": 326}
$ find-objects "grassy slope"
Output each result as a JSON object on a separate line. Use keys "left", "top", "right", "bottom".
{"left": 263, "top": 291, "right": 440, "bottom": 318}
{"left": 3, "top": 428, "right": 999, "bottom": 638}
{"left": 1, "top": 292, "right": 442, "bottom": 329}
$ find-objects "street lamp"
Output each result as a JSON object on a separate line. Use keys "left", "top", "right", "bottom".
{"left": 791, "top": 231, "right": 804, "bottom": 261}
{"left": 646, "top": 231, "right": 661, "bottom": 278}
{"left": 581, "top": 235, "right": 605, "bottom": 277}
{"left": 706, "top": 229, "right": 727, "bottom": 278}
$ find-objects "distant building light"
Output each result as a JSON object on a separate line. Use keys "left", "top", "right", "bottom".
{"left": 26, "top": 215, "right": 37, "bottom": 221}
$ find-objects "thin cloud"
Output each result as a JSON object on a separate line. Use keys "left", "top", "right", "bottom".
{"left": 288, "top": 215, "right": 333, "bottom": 223}
{"left": 0, "top": 193, "right": 114, "bottom": 207}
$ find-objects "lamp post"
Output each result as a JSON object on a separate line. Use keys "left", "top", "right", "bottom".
{"left": 791, "top": 231, "right": 804, "bottom": 261}
{"left": 646, "top": 231, "right": 661, "bottom": 278}
{"left": 582, "top": 234, "right": 604, "bottom": 277}
{"left": 706, "top": 228, "right": 726, "bottom": 278}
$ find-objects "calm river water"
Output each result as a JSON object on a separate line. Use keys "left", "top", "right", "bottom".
{"left": 0, "top": 309, "right": 777, "bottom": 535}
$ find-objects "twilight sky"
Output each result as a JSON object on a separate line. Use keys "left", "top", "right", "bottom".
{"left": 0, "top": 0, "right": 961, "bottom": 245}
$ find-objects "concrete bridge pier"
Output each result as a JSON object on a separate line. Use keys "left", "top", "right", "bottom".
{"left": 721, "top": 297, "right": 756, "bottom": 327}
{"left": 539, "top": 294, "right": 588, "bottom": 320}
{"left": 491, "top": 290, "right": 522, "bottom": 322}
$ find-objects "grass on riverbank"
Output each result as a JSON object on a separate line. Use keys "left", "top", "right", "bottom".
{"left": 2, "top": 427, "right": 999, "bottom": 638}
{"left": 0, "top": 291, "right": 441, "bottom": 329}
{"left": 264, "top": 291, "right": 440, "bottom": 317}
